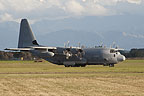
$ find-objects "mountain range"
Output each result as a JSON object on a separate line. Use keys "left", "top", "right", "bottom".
{"left": 0, "top": 15, "right": 144, "bottom": 50}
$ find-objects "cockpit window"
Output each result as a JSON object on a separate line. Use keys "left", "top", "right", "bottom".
{"left": 110, "top": 49, "right": 115, "bottom": 53}
{"left": 110, "top": 49, "right": 118, "bottom": 53}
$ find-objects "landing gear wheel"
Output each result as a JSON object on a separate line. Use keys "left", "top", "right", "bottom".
{"left": 81, "top": 65, "right": 86, "bottom": 67}
{"left": 70, "top": 65, "right": 81, "bottom": 67}
{"left": 103, "top": 64, "right": 108, "bottom": 66}
{"left": 64, "top": 65, "right": 70, "bottom": 67}
{"left": 109, "top": 64, "right": 114, "bottom": 67}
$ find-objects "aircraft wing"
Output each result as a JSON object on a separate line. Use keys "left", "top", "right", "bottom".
{"left": 5, "top": 47, "right": 57, "bottom": 51}
{"left": 5, "top": 48, "right": 31, "bottom": 51}
{"left": 32, "top": 47, "right": 56, "bottom": 50}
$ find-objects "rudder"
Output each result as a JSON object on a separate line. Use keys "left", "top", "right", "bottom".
{"left": 18, "top": 19, "right": 39, "bottom": 48}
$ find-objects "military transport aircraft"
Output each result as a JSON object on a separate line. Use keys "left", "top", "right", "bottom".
{"left": 5, "top": 19, "right": 126, "bottom": 67}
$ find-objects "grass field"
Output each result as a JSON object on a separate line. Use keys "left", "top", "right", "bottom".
{"left": 0, "top": 60, "right": 144, "bottom": 96}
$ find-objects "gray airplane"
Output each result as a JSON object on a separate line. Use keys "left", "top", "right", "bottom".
{"left": 5, "top": 19, "right": 126, "bottom": 67}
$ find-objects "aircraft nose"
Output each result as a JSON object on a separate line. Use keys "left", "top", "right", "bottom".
{"left": 122, "top": 56, "right": 126, "bottom": 61}
{"left": 117, "top": 55, "right": 126, "bottom": 62}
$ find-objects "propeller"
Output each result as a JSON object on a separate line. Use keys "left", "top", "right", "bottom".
{"left": 67, "top": 41, "right": 70, "bottom": 47}
{"left": 64, "top": 43, "right": 66, "bottom": 48}
{"left": 63, "top": 48, "right": 72, "bottom": 59}
{"left": 78, "top": 42, "right": 81, "bottom": 48}
{"left": 76, "top": 49, "right": 84, "bottom": 59}
{"left": 63, "top": 41, "right": 85, "bottom": 59}
{"left": 100, "top": 42, "right": 103, "bottom": 47}
{"left": 111, "top": 42, "right": 116, "bottom": 48}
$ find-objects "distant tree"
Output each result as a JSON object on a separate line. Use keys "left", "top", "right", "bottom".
{"left": 130, "top": 49, "right": 144, "bottom": 57}
{"left": 0, "top": 51, "right": 35, "bottom": 60}
{"left": 0, "top": 51, "right": 5, "bottom": 60}
{"left": 13, "top": 52, "right": 20, "bottom": 58}
{"left": 20, "top": 52, "right": 33, "bottom": 60}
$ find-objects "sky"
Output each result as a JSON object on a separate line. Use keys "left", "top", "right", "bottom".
{"left": 0, "top": 0, "right": 144, "bottom": 50}
{"left": 0, "top": 0, "right": 144, "bottom": 23}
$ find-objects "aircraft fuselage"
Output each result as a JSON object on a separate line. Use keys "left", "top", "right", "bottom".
{"left": 31, "top": 47, "right": 125, "bottom": 67}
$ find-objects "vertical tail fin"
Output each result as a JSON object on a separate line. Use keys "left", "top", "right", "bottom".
{"left": 18, "top": 19, "right": 39, "bottom": 48}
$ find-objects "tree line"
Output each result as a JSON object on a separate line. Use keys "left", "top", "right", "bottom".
{"left": 0, "top": 51, "right": 34, "bottom": 60}
{"left": 1, "top": 48, "right": 144, "bottom": 60}
{"left": 121, "top": 48, "right": 144, "bottom": 58}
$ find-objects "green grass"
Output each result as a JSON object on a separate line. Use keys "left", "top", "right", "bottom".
{"left": 0, "top": 60, "right": 144, "bottom": 96}
{"left": 0, "top": 60, "right": 144, "bottom": 74}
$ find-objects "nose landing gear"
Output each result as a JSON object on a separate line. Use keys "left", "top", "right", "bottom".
{"left": 109, "top": 64, "right": 114, "bottom": 67}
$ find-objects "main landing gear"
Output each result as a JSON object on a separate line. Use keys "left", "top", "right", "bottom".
{"left": 103, "top": 63, "right": 115, "bottom": 67}
{"left": 64, "top": 65, "right": 86, "bottom": 67}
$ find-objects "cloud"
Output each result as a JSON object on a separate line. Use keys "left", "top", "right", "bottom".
{"left": 64, "top": 1, "right": 85, "bottom": 15}
{"left": 0, "top": 13, "right": 14, "bottom": 22}
{"left": 84, "top": 1, "right": 110, "bottom": 16}
{"left": 63, "top": 0, "right": 109, "bottom": 16}
{"left": 94, "top": 0, "right": 119, "bottom": 6}
{"left": 123, "top": 32, "right": 144, "bottom": 39}
{"left": 127, "top": 0, "right": 142, "bottom": 4}
{"left": 1, "top": 0, "right": 43, "bottom": 12}
{"left": 0, "top": 0, "right": 143, "bottom": 22}
{"left": 82, "top": 0, "right": 142, "bottom": 5}
{"left": 0, "top": 2, "right": 5, "bottom": 10}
